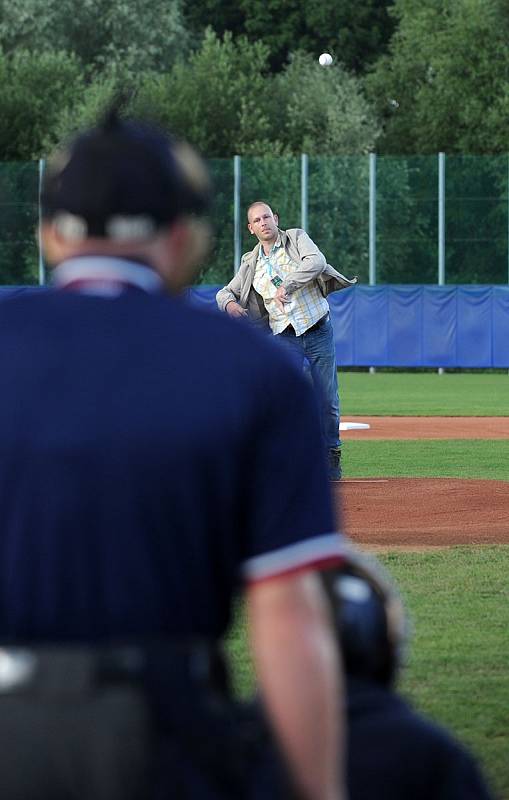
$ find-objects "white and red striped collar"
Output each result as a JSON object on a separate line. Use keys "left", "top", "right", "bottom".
{"left": 52, "top": 257, "right": 164, "bottom": 296}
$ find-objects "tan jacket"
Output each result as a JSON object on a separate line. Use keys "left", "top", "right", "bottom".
{"left": 216, "top": 228, "right": 357, "bottom": 321}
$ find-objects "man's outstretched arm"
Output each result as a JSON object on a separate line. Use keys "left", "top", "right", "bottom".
{"left": 248, "top": 570, "right": 346, "bottom": 800}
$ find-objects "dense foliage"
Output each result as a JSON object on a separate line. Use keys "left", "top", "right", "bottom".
{"left": 365, "top": 0, "right": 509, "bottom": 154}
{"left": 184, "top": 0, "right": 396, "bottom": 73}
{"left": 0, "top": 0, "right": 506, "bottom": 159}
{"left": 0, "top": 0, "right": 191, "bottom": 76}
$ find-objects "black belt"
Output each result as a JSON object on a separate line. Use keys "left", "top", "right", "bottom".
{"left": 278, "top": 314, "right": 328, "bottom": 337}
{"left": 0, "top": 640, "right": 226, "bottom": 695}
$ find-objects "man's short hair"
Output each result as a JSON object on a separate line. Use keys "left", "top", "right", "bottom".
{"left": 42, "top": 109, "right": 211, "bottom": 242}
{"left": 247, "top": 200, "right": 272, "bottom": 220}
{"left": 246, "top": 201, "right": 278, "bottom": 223}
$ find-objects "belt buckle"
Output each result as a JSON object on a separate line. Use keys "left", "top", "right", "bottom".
{"left": 0, "top": 649, "right": 37, "bottom": 692}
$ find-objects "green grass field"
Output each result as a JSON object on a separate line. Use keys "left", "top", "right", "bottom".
{"left": 228, "top": 372, "right": 509, "bottom": 799}
{"left": 341, "top": 371, "right": 509, "bottom": 416}
{"left": 344, "top": 439, "right": 509, "bottom": 480}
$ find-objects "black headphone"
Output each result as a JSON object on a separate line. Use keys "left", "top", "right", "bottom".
{"left": 321, "top": 547, "right": 409, "bottom": 687}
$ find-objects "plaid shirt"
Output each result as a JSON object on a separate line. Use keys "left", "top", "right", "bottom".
{"left": 253, "top": 235, "right": 329, "bottom": 335}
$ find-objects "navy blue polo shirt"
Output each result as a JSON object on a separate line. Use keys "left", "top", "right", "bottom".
{"left": 0, "top": 258, "right": 343, "bottom": 643}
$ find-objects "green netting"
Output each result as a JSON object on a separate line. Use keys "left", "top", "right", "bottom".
{"left": 239, "top": 156, "right": 301, "bottom": 254}
{"left": 377, "top": 155, "right": 438, "bottom": 284}
{"left": 445, "top": 155, "right": 508, "bottom": 284}
{"left": 308, "top": 156, "right": 369, "bottom": 282}
{"left": 1, "top": 157, "right": 508, "bottom": 287}
{"left": 198, "top": 157, "right": 234, "bottom": 286}
{"left": 0, "top": 163, "right": 40, "bottom": 285}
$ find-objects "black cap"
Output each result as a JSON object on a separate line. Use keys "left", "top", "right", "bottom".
{"left": 41, "top": 111, "right": 212, "bottom": 241}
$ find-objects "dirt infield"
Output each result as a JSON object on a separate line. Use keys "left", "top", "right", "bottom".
{"left": 341, "top": 416, "right": 509, "bottom": 440}
{"left": 332, "top": 417, "right": 509, "bottom": 549}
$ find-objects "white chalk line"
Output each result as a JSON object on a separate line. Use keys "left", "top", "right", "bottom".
{"left": 339, "top": 479, "right": 390, "bottom": 484}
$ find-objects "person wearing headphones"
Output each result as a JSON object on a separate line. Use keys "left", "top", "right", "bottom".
{"left": 322, "top": 549, "right": 494, "bottom": 800}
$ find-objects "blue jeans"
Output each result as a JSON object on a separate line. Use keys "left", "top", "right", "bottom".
{"left": 275, "top": 315, "right": 341, "bottom": 450}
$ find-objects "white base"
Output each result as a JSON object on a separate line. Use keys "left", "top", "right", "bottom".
{"left": 339, "top": 422, "right": 371, "bottom": 430}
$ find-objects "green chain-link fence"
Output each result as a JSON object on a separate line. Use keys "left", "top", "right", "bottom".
{"left": 1, "top": 155, "right": 507, "bottom": 286}
{"left": 0, "top": 162, "right": 40, "bottom": 285}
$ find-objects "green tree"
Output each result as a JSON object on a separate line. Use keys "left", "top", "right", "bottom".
{"left": 366, "top": 0, "right": 509, "bottom": 154}
{"left": 131, "top": 30, "right": 275, "bottom": 157}
{"left": 183, "top": 0, "right": 396, "bottom": 74}
{"left": 304, "top": 1, "right": 396, "bottom": 74}
{"left": 273, "top": 52, "right": 379, "bottom": 155}
{"left": 0, "top": 49, "right": 85, "bottom": 159}
{"left": 183, "top": 0, "right": 245, "bottom": 46}
{"left": 0, "top": 0, "right": 191, "bottom": 76}
{"left": 42, "top": 74, "right": 121, "bottom": 152}
{"left": 0, "top": 49, "right": 84, "bottom": 283}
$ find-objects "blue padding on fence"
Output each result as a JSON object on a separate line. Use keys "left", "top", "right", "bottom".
{"left": 186, "top": 285, "right": 219, "bottom": 311}
{"left": 1, "top": 284, "right": 508, "bottom": 367}
{"left": 388, "top": 286, "right": 422, "bottom": 366}
{"left": 493, "top": 288, "right": 509, "bottom": 368}
{"left": 191, "top": 284, "right": 509, "bottom": 368}
{"left": 421, "top": 287, "right": 456, "bottom": 366}
{"left": 456, "top": 287, "right": 491, "bottom": 367}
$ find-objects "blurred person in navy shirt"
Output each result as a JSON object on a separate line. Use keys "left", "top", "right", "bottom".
{"left": 0, "top": 110, "right": 347, "bottom": 800}
{"left": 322, "top": 548, "right": 494, "bottom": 800}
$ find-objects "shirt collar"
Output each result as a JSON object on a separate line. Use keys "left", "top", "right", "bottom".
{"left": 52, "top": 256, "right": 164, "bottom": 296}
{"left": 258, "top": 231, "right": 282, "bottom": 259}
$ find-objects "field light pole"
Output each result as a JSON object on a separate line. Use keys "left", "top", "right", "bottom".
{"left": 438, "top": 152, "right": 446, "bottom": 375}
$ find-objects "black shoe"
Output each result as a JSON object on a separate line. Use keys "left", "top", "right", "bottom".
{"left": 328, "top": 447, "right": 342, "bottom": 481}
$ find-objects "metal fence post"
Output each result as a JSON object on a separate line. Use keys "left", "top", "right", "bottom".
{"left": 438, "top": 152, "right": 446, "bottom": 287}
{"left": 369, "top": 153, "right": 377, "bottom": 374}
{"left": 369, "top": 153, "right": 377, "bottom": 287}
{"left": 233, "top": 155, "right": 241, "bottom": 274}
{"left": 301, "top": 153, "right": 308, "bottom": 231}
{"left": 438, "top": 152, "right": 446, "bottom": 374}
{"left": 38, "top": 158, "right": 46, "bottom": 286}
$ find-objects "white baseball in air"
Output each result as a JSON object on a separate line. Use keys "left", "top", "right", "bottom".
{"left": 319, "top": 53, "right": 333, "bottom": 67}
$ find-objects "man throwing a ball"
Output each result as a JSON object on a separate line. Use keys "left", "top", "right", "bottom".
{"left": 217, "top": 201, "right": 356, "bottom": 481}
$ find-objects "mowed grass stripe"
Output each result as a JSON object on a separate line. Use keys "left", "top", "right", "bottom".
{"left": 341, "top": 372, "right": 509, "bottom": 416}
{"left": 344, "top": 439, "right": 509, "bottom": 481}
